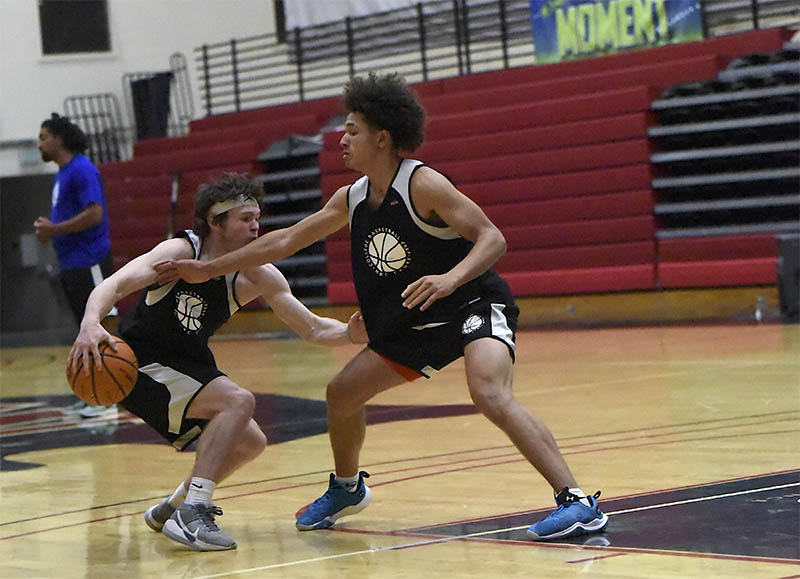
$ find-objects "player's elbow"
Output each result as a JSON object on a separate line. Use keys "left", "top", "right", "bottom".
{"left": 87, "top": 204, "right": 104, "bottom": 226}
{"left": 492, "top": 227, "right": 507, "bottom": 257}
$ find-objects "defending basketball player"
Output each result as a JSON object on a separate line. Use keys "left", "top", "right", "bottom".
{"left": 67, "top": 173, "right": 368, "bottom": 551}
{"left": 156, "top": 73, "right": 608, "bottom": 541}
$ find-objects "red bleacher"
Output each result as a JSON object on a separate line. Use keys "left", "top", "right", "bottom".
{"left": 322, "top": 28, "right": 789, "bottom": 303}
{"left": 99, "top": 27, "right": 790, "bottom": 312}
{"left": 657, "top": 234, "right": 779, "bottom": 288}
{"left": 98, "top": 96, "right": 340, "bottom": 291}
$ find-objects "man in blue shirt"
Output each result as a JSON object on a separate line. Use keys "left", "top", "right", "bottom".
{"left": 34, "top": 113, "right": 117, "bottom": 419}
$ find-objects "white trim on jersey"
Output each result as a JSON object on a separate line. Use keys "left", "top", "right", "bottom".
{"left": 146, "top": 280, "right": 178, "bottom": 305}
{"left": 347, "top": 159, "right": 462, "bottom": 241}
{"left": 225, "top": 272, "right": 239, "bottom": 316}
{"left": 185, "top": 230, "right": 202, "bottom": 258}
{"left": 138, "top": 362, "right": 204, "bottom": 434}
{"left": 348, "top": 175, "right": 369, "bottom": 225}
{"left": 394, "top": 159, "right": 461, "bottom": 240}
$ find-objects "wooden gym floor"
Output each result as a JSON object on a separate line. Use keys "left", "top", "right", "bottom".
{"left": 0, "top": 317, "right": 798, "bottom": 578}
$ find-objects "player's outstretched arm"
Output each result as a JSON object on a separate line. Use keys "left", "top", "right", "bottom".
{"left": 239, "top": 263, "right": 367, "bottom": 347}
{"left": 68, "top": 238, "right": 193, "bottom": 376}
{"left": 155, "top": 188, "right": 350, "bottom": 285}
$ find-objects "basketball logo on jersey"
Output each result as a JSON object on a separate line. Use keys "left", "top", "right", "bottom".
{"left": 363, "top": 227, "right": 410, "bottom": 276}
{"left": 174, "top": 290, "right": 208, "bottom": 333}
{"left": 461, "top": 314, "right": 484, "bottom": 334}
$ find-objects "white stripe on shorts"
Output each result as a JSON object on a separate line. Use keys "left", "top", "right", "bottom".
{"left": 491, "top": 303, "right": 516, "bottom": 354}
{"left": 138, "top": 362, "right": 203, "bottom": 434}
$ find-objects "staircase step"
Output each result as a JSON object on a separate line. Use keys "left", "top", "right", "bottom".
{"left": 262, "top": 188, "right": 322, "bottom": 204}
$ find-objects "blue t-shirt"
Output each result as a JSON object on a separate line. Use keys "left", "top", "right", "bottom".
{"left": 50, "top": 154, "right": 111, "bottom": 270}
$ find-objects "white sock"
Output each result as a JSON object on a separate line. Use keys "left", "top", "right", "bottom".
{"left": 569, "top": 487, "right": 592, "bottom": 507}
{"left": 185, "top": 477, "right": 216, "bottom": 505}
{"left": 167, "top": 482, "right": 188, "bottom": 508}
{"left": 335, "top": 474, "right": 359, "bottom": 493}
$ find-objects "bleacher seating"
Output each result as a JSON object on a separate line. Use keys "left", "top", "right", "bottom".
{"left": 98, "top": 98, "right": 341, "bottom": 310}
{"left": 649, "top": 37, "right": 799, "bottom": 289}
{"left": 323, "top": 27, "right": 793, "bottom": 303}
{"left": 97, "top": 26, "right": 794, "bottom": 312}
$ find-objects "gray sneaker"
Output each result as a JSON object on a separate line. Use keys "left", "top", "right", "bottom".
{"left": 144, "top": 499, "right": 176, "bottom": 532}
{"left": 162, "top": 502, "right": 237, "bottom": 551}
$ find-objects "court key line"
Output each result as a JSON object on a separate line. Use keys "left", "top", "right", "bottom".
{"left": 191, "top": 481, "right": 800, "bottom": 578}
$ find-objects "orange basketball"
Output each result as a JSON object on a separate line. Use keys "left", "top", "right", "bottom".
{"left": 66, "top": 336, "right": 138, "bottom": 406}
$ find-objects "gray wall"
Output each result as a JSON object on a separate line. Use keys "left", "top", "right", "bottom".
{"left": 1, "top": 174, "right": 78, "bottom": 347}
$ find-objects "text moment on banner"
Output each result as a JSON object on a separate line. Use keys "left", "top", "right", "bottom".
{"left": 530, "top": 0, "right": 704, "bottom": 64}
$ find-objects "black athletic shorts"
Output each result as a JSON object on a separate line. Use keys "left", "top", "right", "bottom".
{"left": 120, "top": 348, "right": 224, "bottom": 450}
{"left": 59, "top": 250, "right": 114, "bottom": 325}
{"left": 369, "top": 281, "right": 519, "bottom": 379}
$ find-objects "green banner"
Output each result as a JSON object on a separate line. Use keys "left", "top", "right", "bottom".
{"left": 531, "top": 0, "right": 705, "bottom": 64}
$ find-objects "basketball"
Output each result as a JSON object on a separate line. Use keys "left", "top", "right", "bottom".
{"left": 66, "top": 336, "right": 138, "bottom": 406}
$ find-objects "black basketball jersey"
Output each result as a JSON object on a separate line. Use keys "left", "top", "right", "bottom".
{"left": 348, "top": 158, "right": 497, "bottom": 341}
{"left": 119, "top": 230, "right": 242, "bottom": 365}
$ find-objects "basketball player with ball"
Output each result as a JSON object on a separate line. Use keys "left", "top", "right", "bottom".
{"left": 157, "top": 73, "right": 608, "bottom": 541}
{"left": 68, "top": 173, "right": 368, "bottom": 551}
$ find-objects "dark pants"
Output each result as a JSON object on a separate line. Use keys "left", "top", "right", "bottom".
{"left": 59, "top": 251, "right": 115, "bottom": 325}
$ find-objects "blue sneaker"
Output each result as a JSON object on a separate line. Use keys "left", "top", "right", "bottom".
{"left": 527, "top": 488, "right": 608, "bottom": 541}
{"left": 296, "top": 471, "right": 372, "bottom": 530}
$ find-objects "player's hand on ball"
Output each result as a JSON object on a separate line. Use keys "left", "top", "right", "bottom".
{"left": 68, "top": 324, "right": 116, "bottom": 376}
{"left": 401, "top": 274, "right": 456, "bottom": 311}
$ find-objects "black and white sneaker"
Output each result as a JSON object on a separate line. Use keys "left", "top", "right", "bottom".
{"left": 144, "top": 498, "right": 176, "bottom": 532}
{"left": 162, "top": 502, "right": 237, "bottom": 551}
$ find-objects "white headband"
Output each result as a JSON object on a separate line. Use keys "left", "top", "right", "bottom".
{"left": 210, "top": 195, "right": 259, "bottom": 217}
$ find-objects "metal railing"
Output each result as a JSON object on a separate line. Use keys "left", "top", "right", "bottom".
{"left": 63, "top": 93, "right": 126, "bottom": 164}
{"left": 700, "top": 0, "right": 800, "bottom": 37}
{"left": 195, "top": 0, "right": 799, "bottom": 118}
{"left": 63, "top": 53, "right": 194, "bottom": 165}
{"left": 195, "top": 0, "right": 534, "bottom": 116}
{"left": 121, "top": 52, "right": 194, "bottom": 141}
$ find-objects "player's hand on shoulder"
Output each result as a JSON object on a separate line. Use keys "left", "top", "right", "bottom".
{"left": 153, "top": 242, "right": 208, "bottom": 285}
{"left": 68, "top": 324, "right": 115, "bottom": 376}
{"left": 347, "top": 310, "right": 368, "bottom": 343}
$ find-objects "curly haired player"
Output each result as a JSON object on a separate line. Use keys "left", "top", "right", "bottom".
{"left": 157, "top": 74, "right": 608, "bottom": 541}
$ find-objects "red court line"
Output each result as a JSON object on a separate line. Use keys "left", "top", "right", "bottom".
{"left": 1, "top": 414, "right": 140, "bottom": 436}
{"left": 1, "top": 511, "right": 141, "bottom": 541}
{"left": 0, "top": 411, "right": 64, "bottom": 425}
{"left": 2, "top": 428, "right": 796, "bottom": 542}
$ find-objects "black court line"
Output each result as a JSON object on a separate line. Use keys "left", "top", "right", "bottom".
{"left": 409, "top": 471, "right": 800, "bottom": 561}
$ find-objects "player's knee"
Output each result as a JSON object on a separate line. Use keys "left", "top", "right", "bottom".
{"left": 229, "top": 387, "right": 256, "bottom": 418}
{"left": 326, "top": 377, "right": 356, "bottom": 418}
{"left": 469, "top": 383, "right": 513, "bottom": 424}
